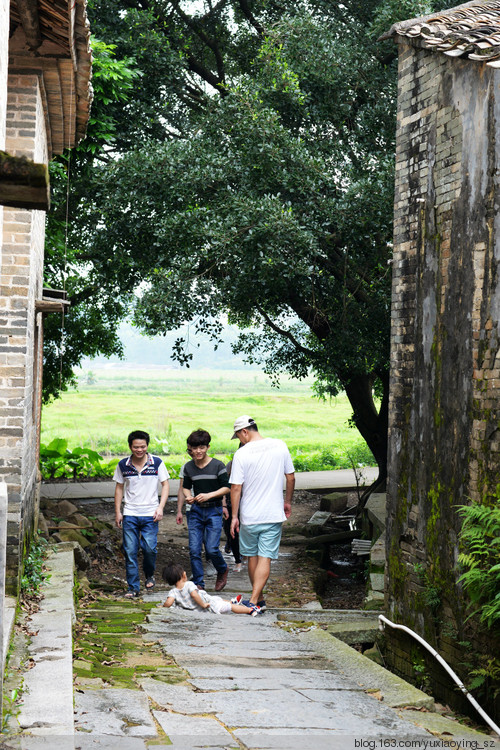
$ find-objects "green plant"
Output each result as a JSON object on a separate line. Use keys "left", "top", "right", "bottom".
{"left": 1, "top": 688, "right": 20, "bottom": 732}
{"left": 468, "top": 657, "right": 500, "bottom": 699}
{"left": 21, "top": 535, "right": 49, "bottom": 596}
{"left": 411, "top": 653, "right": 431, "bottom": 692}
{"left": 39, "top": 438, "right": 119, "bottom": 480}
{"left": 413, "top": 563, "right": 441, "bottom": 619}
{"left": 457, "top": 493, "right": 500, "bottom": 628}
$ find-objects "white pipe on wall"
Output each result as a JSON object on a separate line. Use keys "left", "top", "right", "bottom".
{"left": 378, "top": 614, "right": 500, "bottom": 737}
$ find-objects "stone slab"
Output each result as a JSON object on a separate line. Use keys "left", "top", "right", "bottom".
{"left": 276, "top": 609, "right": 378, "bottom": 624}
{"left": 187, "top": 667, "right": 364, "bottom": 691}
{"left": 153, "top": 710, "right": 234, "bottom": 742}
{"left": 231, "top": 730, "right": 427, "bottom": 750}
{"left": 300, "top": 629, "right": 434, "bottom": 709}
{"left": 17, "top": 547, "right": 75, "bottom": 736}
{"left": 74, "top": 689, "right": 157, "bottom": 737}
{"left": 365, "top": 493, "right": 387, "bottom": 535}
{"left": 326, "top": 620, "right": 379, "bottom": 644}
{"left": 74, "top": 738, "right": 148, "bottom": 750}
{"left": 369, "top": 572, "right": 385, "bottom": 592}
{"left": 396, "top": 709, "right": 500, "bottom": 745}
{"left": 2, "top": 595, "right": 16, "bottom": 668}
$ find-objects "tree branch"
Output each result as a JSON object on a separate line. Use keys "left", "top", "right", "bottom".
{"left": 171, "top": 0, "right": 226, "bottom": 88}
{"left": 256, "top": 305, "right": 317, "bottom": 358}
{"left": 238, "top": 0, "right": 265, "bottom": 35}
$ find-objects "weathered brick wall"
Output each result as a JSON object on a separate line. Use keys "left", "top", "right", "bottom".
{"left": 0, "top": 0, "right": 9, "bottom": 281}
{"left": 0, "top": 73, "right": 47, "bottom": 593}
{"left": 387, "top": 40, "right": 500, "bottom": 718}
{"left": 0, "top": 0, "right": 8, "bottom": 150}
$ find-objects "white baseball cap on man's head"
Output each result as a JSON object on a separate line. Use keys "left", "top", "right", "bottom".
{"left": 231, "top": 415, "right": 256, "bottom": 439}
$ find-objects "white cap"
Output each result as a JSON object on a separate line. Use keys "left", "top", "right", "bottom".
{"left": 231, "top": 415, "right": 256, "bottom": 439}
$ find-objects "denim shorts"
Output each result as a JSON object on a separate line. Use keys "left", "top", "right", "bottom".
{"left": 239, "top": 522, "right": 283, "bottom": 559}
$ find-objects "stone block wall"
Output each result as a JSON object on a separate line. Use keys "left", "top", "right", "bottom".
{"left": 387, "top": 40, "right": 500, "bottom": 717}
{"left": 0, "top": 74, "right": 47, "bottom": 593}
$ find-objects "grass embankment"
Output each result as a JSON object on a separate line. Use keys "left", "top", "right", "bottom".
{"left": 41, "top": 368, "right": 375, "bottom": 474}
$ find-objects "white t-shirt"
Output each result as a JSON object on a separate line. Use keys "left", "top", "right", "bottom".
{"left": 229, "top": 438, "right": 294, "bottom": 525}
{"left": 113, "top": 454, "right": 169, "bottom": 516}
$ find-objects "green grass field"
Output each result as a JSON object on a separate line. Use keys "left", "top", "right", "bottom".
{"left": 41, "top": 367, "right": 375, "bottom": 474}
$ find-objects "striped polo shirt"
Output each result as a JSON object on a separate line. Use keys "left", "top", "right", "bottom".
{"left": 182, "top": 458, "right": 229, "bottom": 508}
{"left": 113, "top": 453, "right": 169, "bottom": 516}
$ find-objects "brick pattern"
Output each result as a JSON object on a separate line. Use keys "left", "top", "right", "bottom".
{"left": 386, "top": 42, "right": 500, "bottom": 716}
{"left": 0, "top": 74, "right": 47, "bottom": 594}
{"left": 0, "top": 0, "right": 7, "bottom": 150}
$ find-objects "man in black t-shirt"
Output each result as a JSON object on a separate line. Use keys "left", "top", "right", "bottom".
{"left": 176, "top": 429, "right": 230, "bottom": 591}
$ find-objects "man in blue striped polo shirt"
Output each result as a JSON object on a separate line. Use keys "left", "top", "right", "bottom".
{"left": 114, "top": 430, "right": 170, "bottom": 597}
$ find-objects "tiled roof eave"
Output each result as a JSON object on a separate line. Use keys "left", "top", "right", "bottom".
{"left": 383, "top": 1, "right": 500, "bottom": 67}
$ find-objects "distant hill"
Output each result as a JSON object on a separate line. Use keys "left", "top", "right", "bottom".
{"left": 82, "top": 322, "right": 259, "bottom": 370}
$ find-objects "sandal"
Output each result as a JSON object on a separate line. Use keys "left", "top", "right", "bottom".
{"left": 124, "top": 590, "right": 140, "bottom": 599}
{"left": 145, "top": 576, "right": 155, "bottom": 591}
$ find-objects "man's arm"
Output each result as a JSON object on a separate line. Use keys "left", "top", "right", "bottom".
{"left": 194, "top": 485, "right": 230, "bottom": 503}
{"left": 176, "top": 479, "right": 185, "bottom": 524}
{"left": 153, "top": 479, "right": 170, "bottom": 522}
{"left": 284, "top": 472, "right": 295, "bottom": 519}
{"left": 114, "top": 483, "right": 124, "bottom": 528}
{"left": 230, "top": 484, "right": 242, "bottom": 537}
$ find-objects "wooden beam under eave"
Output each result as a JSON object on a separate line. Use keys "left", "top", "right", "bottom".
{"left": 0, "top": 151, "right": 50, "bottom": 210}
{"left": 35, "top": 298, "right": 70, "bottom": 313}
{"left": 14, "top": 0, "right": 42, "bottom": 50}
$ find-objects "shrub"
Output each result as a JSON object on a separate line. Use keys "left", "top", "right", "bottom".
{"left": 457, "top": 492, "right": 500, "bottom": 629}
{"left": 40, "top": 439, "right": 119, "bottom": 480}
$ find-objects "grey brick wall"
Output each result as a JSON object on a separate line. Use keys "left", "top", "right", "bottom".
{"left": 0, "top": 73, "right": 47, "bottom": 594}
{"left": 387, "top": 41, "right": 500, "bottom": 718}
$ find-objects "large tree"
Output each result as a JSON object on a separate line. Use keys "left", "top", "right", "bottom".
{"left": 44, "top": 0, "right": 454, "bottom": 483}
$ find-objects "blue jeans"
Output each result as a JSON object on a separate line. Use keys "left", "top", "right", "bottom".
{"left": 122, "top": 515, "right": 158, "bottom": 592}
{"left": 187, "top": 504, "right": 227, "bottom": 588}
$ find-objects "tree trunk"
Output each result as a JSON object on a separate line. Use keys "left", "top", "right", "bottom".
{"left": 343, "top": 370, "right": 389, "bottom": 491}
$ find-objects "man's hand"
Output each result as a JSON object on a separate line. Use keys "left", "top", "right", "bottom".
{"left": 176, "top": 511, "right": 183, "bottom": 525}
{"left": 222, "top": 507, "right": 229, "bottom": 520}
{"left": 194, "top": 493, "right": 210, "bottom": 503}
{"left": 153, "top": 506, "right": 164, "bottom": 522}
{"left": 230, "top": 516, "right": 239, "bottom": 538}
{"left": 284, "top": 502, "right": 292, "bottom": 519}
{"left": 115, "top": 511, "right": 123, "bottom": 528}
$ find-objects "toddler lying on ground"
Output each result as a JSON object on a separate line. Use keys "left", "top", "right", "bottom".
{"left": 162, "top": 563, "right": 261, "bottom": 616}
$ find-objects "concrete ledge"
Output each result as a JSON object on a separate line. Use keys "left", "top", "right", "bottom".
{"left": 40, "top": 468, "right": 380, "bottom": 501}
{"left": 17, "top": 546, "right": 75, "bottom": 737}
{"left": 2, "top": 596, "right": 16, "bottom": 671}
{"left": 299, "top": 628, "right": 434, "bottom": 710}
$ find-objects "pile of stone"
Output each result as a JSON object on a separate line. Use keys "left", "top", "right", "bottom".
{"left": 37, "top": 499, "right": 117, "bottom": 590}
{"left": 38, "top": 499, "right": 112, "bottom": 548}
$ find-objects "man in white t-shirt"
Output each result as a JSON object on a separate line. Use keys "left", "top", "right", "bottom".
{"left": 229, "top": 416, "right": 295, "bottom": 611}
{"left": 114, "top": 430, "right": 170, "bottom": 597}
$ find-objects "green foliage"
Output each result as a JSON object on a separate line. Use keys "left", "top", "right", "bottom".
{"left": 467, "top": 657, "right": 500, "bottom": 698}
{"left": 43, "top": 0, "right": 456, "bottom": 474}
{"left": 21, "top": 536, "right": 49, "bottom": 597}
{"left": 413, "top": 562, "right": 441, "bottom": 619}
{"left": 457, "top": 493, "right": 500, "bottom": 629}
{"left": 291, "top": 444, "right": 374, "bottom": 472}
{"left": 39, "top": 439, "right": 119, "bottom": 480}
{"left": 1, "top": 689, "right": 20, "bottom": 733}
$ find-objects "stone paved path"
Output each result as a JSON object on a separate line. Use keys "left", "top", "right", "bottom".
{"left": 70, "top": 592, "right": 429, "bottom": 750}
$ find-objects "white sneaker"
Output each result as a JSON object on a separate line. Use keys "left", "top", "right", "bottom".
{"left": 233, "top": 563, "right": 242, "bottom": 573}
